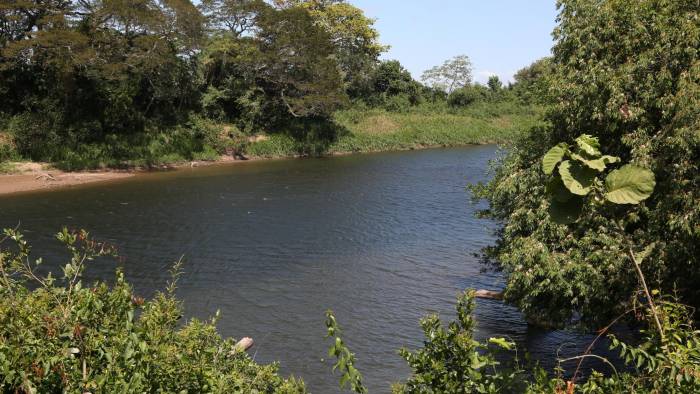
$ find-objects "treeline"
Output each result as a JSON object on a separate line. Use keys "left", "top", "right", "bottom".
{"left": 0, "top": 0, "right": 540, "bottom": 168}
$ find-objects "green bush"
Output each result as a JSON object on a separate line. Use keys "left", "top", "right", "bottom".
{"left": 0, "top": 228, "right": 306, "bottom": 393}
{"left": 391, "top": 291, "right": 700, "bottom": 393}
{"left": 447, "top": 85, "right": 489, "bottom": 107}
{"left": 472, "top": 0, "right": 700, "bottom": 328}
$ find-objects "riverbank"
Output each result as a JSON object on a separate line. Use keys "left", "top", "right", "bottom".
{"left": 247, "top": 104, "right": 542, "bottom": 157}
{"left": 0, "top": 162, "right": 135, "bottom": 195}
{"left": 0, "top": 104, "right": 542, "bottom": 195}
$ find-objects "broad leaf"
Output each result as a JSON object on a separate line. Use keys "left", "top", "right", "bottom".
{"left": 572, "top": 153, "right": 620, "bottom": 172}
{"left": 542, "top": 143, "right": 568, "bottom": 175}
{"left": 576, "top": 134, "right": 601, "bottom": 157}
{"left": 558, "top": 160, "right": 596, "bottom": 196}
{"left": 548, "top": 197, "right": 583, "bottom": 224}
{"left": 604, "top": 165, "right": 656, "bottom": 204}
{"left": 546, "top": 176, "right": 573, "bottom": 202}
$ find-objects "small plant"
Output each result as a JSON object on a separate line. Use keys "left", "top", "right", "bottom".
{"left": 325, "top": 311, "right": 367, "bottom": 393}
{"left": 394, "top": 290, "right": 524, "bottom": 393}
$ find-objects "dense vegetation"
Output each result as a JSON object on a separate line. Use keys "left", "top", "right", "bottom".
{"left": 0, "top": 229, "right": 306, "bottom": 393}
{"left": 0, "top": 0, "right": 536, "bottom": 170}
{"left": 473, "top": 0, "right": 700, "bottom": 329}
{"left": 3, "top": 0, "right": 699, "bottom": 392}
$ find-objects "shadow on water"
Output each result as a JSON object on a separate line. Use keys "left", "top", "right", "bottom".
{"left": 0, "top": 146, "right": 624, "bottom": 393}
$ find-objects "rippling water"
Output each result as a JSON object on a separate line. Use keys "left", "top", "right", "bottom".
{"left": 1, "top": 146, "right": 612, "bottom": 392}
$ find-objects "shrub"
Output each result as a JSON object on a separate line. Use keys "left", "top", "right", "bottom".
{"left": 472, "top": 0, "right": 700, "bottom": 328}
{"left": 0, "top": 228, "right": 306, "bottom": 393}
{"left": 447, "top": 85, "right": 489, "bottom": 107}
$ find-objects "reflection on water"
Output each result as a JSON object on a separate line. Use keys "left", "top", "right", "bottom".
{"left": 1, "top": 146, "right": 611, "bottom": 393}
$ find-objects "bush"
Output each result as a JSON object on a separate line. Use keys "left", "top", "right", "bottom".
{"left": 382, "top": 94, "right": 413, "bottom": 113}
{"left": 447, "top": 85, "right": 489, "bottom": 107}
{"left": 472, "top": 0, "right": 700, "bottom": 328}
{"left": 0, "top": 133, "right": 18, "bottom": 162}
{"left": 392, "top": 291, "right": 700, "bottom": 393}
{"left": 0, "top": 228, "right": 306, "bottom": 393}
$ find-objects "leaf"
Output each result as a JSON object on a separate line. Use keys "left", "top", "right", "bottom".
{"left": 572, "top": 153, "right": 620, "bottom": 172}
{"left": 548, "top": 197, "right": 583, "bottom": 224}
{"left": 488, "top": 337, "right": 514, "bottom": 350}
{"left": 545, "top": 176, "right": 573, "bottom": 202}
{"left": 575, "top": 134, "right": 601, "bottom": 157}
{"left": 542, "top": 143, "right": 568, "bottom": 175}
{"left": 604, "top": 165, "right": 656, "bottom": 204}
{"left": 558, "top": 160, "right": 597, "bottom": 195}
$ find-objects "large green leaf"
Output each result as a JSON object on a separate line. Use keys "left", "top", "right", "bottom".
{"left": 558, "top": 160, "right": 597, "bottom": 196}
{"left": 575, "top": 134, "right": 601, "bottom": 157}
{"left": 542, "top": 143, "right": 568, "bottom": 175}
{"left": 546, "top": 176, "right": 573, "bottom": 202}
{"left": 572, "top": 153, "right": 620, "bottom": 172}
{"left": 604, "top": 165, "right": 656, "bottom": 204}
{"left": 548, "top": 197, "right": 583, "bottom": 224}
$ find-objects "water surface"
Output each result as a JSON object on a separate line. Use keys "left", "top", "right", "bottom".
{"left": 1, "top": 147, "right": 607, "bottom": 392}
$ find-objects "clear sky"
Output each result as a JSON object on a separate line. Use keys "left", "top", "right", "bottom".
{"left": 349, "top": 0, "right": 559, "bottom": 84}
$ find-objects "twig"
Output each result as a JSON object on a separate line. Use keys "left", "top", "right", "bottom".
{"left": 558, "top": 354, "right": 619, "bottom": 379}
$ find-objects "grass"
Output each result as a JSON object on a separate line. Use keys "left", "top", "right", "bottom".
{"left": 246, "top": 101, "right": 545, "bottom": 158}
{"left": 0, "top": 162, "right": 18, "bottom": 174}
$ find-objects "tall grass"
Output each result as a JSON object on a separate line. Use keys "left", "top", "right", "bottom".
{"left": 247, "top": 101, "right": 544, "bottom": 157}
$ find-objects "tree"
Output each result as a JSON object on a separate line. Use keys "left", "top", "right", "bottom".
{"left": 199, "top": 0, "right": 266, "bottom": 36}
{"left": 472, "top": 0, "right": 700, "bottom": 328}
{"left": 512, "top": 57, "right": 553, "bottom": 103}
{"left": 254, "top": 5, "right": 347, "bottom": 120}
{"left": 487, "top": 75, "right": 502, "bottom": 92}
{"left": 420, "top": 55, "right": 472, "bottom": 93}
{"left": 270, "top": 0, "right": 386, "bottom": 98}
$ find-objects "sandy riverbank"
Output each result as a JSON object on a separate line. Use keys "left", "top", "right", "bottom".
{"left": 0, "top": 162, "right": 136, "bottom": 195}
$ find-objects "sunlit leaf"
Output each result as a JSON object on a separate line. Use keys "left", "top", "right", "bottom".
{"left": 558, "top": 160, "right": 596, "bottom": 195}
{"left": 575, "top": 134, "right": 601, "bottom": 157}
{"left": 572, "top": 153, "right": 620, "bottom": 172}
{"left": 488, "top": 337, "right": 515, "bottom": 350}
{"left": 604, "top": 165, "right": 656, "bottom": 204}
{"left": 542, "top": 143, "right": 568, "bottom": 175}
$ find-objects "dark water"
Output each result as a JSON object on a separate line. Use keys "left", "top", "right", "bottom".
{"left": 0, "top": 146, "right": 610, "bottom": 392}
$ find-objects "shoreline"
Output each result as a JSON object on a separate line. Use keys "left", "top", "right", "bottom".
{"left": 0, "top": 144, "right": 486, "bottom": 196}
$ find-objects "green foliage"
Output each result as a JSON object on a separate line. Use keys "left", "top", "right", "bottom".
{"left": 0, "top": 228, "right": 306, "bottom": 393}
{"left": 447, "top": 84, "right": 492, "bottom": 107}
{"left": 541, "top": 134, "right": 655, "bottom": 223}
{"left": 604, "top": 165, "right": 656, "bottom": 205}
{"left": 472, "top": 0, "right": 700, "bottom": 327}
{"left": 324, "top": 311, "right": 366, "bottom": 394}
{"left": 395, "top": 290, "right": 523, "bottom": 393}
{"left": 487, "top": 76, "right": 503, "bottom": 93}
{"left": 392, "top": 291, "right": 700, "bottom": 393}
{"left": 511, "top": 58, "right": 553, "bottom": 104}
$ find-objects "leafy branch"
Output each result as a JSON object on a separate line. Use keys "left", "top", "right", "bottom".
{"left": 324, "top": 310, "right": 367, "bottom": 394}
{"left": 542, "top": 135, "right": 663, "bottom": 338}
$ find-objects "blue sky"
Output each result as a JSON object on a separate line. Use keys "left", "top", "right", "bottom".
{"left": 349, "top": 1, "right": 559, "bottom": 84}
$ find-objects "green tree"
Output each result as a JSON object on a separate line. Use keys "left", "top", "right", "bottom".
{"left": 199, "top": 0, "right": 265, "bottom": 36}
{"left": 273, "top": 0, "right": 386, "bottom": 98}
{"left": 472, "top": 0, "right": 700, "bottom": 327}
{"left": 511, "top": 57, "right": 553, "bottom": 104}
{"left": 254, "top": 5, "right": 347, "bottom": 120}
{"left": 487, "top": 75, "right": 502, "bottom": 92}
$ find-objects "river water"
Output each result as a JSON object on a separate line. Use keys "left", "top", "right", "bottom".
{"left": 0, "top": 146, "right": 609, "bottom": 392}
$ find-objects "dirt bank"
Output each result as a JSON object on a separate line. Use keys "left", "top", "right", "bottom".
{"left": 0, "top": 162, "right": 135, "bottom": 195}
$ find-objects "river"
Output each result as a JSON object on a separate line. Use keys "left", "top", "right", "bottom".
{"left": 0, "top": 146, "right": 609, "bottom": 392}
